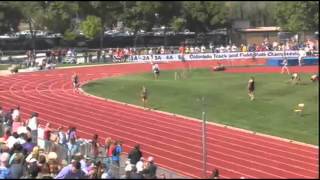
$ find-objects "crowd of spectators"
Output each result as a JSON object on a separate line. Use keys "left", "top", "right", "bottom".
{"left": 100, "top": 38, "right": 319, "bottom": 58}
{"left": 0, "top": 105, "right": 159, "bottom": 179}
{"left": 17, "top": 37, "right": 318, "bottom": 67}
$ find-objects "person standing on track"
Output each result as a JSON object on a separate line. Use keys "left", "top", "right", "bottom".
{"left": 280, "top": 56, "right": 290, "bottom": 75}
{"left": 72, "top": 72, "right": 80, "bottom": 93}
{"left": 247, "top": 77, "right": 255, "bottom": 101}
{"left": 140, "top": 86, "right": 148, "bottom": 109}
{"left": 152, "top": 63, "right": 160, "bottom": 80}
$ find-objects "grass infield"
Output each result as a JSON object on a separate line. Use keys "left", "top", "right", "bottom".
{"left": 83, "top": 69, "right": 319, "bottom": 145}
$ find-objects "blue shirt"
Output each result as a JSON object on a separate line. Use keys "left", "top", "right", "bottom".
{"left": 54, "top": 165, "right": 86, "bottom": 179}
{"left": 112, "top": 145, "right": 122, "bottom": 161}
{"left": 0, "top": 167, "right": 11, "bottom": 179}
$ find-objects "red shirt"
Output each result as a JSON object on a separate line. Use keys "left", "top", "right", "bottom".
{"left": 108, "top": 145, "right": 115, "bottom": 157}
{"left": 179, "top": 46, "right": 185, "bottom": 54}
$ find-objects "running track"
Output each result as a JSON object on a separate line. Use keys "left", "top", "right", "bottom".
{"left": 0, "top": 60, "right": 318, "bottom": 179}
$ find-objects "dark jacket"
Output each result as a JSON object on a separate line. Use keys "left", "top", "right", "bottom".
{"left": 129, "top": 172, "right": 144, "bottom": 179}
{"left": 128, "top": 148, "right": 142, "bottom": 165}
{"left": 142, "top": 163, "right": 157, "bottom": 179}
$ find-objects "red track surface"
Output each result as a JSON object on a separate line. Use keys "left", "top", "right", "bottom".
{"left": 0, "top": 60, "right": 318, "bottom": 179}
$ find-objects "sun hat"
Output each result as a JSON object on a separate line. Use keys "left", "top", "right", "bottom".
{"left": 147, "top": 156, "right": 154, "bottom": 162}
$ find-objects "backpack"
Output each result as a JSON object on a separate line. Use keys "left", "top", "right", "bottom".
{"left": 112, "top": 146, "right": 119, "bottom": 156}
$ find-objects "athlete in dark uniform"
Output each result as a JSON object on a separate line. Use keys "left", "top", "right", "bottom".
{"left": 248, "top": 77, "right": 255, "bottom": 101}
{"left": 141, "top": 86, "right": 148, "bottom": 108}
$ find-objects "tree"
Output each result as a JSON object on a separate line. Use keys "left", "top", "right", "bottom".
{"left": 42, "top": 1, "right": 79, "bottom": 34}
{"left": 226, "top": 2, "right": 278, "bottom": 27}
{"left": 0, "top": 2, "right": 23, "bottom": 34}
{"left": 182, "top": 1, "right": 229, "bottom": 32}
{"left": 77, "top": 1, "right": 123, "bottom": 50}
{"left": 274, "top": 1, "right": 319, "bottom": 33}
{"left": 170, "top": 17, "right": 186, "bottom": 32}
{"left": 80, "top": 15, "right": 102, "bottom": 39}
{"left": 9, "top": 1, "right": 44, "bottom": 50}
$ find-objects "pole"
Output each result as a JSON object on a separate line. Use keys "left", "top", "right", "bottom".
{"left": 201, "top": 97, "right": 207, "bottom": 178}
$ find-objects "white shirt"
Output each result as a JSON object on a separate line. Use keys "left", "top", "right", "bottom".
{"left": 152, "top": 64, "right": 159, "bottom": 71}
{"left": 201, "top": 46, "right": 206, "bottom": 53}
{"left": 7, "top": 136, "right": 19, "bottom": 149}
{"left": 27, "top": 117, "right": 38, "bottom": 131}
{"left": 231, "top": 45, "right": 237, "bottom": 52}
{"left": 136, "top": 160, "right": 144, "bottom": 173}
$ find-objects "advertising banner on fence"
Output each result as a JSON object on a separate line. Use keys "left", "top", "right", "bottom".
{"left": 128, "top": 50, "right": 301, "bottom": 62}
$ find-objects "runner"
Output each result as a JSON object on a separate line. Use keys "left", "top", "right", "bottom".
{"left": 247, "top": 77, "right": 255, "bottom": 101}
{"left": 72, "top": 72, "right": 80, "bottom": 93}
{"left": 140, "top": 86, "right": 148, "bottom": 109}
{"left": 280, "top": 56, "right": 290, "bottom": 75}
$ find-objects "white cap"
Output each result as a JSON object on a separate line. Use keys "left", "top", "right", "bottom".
{"left": 147, "top": 156, "right": 154, "bottom": 162}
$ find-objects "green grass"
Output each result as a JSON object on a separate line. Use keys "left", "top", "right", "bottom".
{"left": 83, "top": 69, "right": 319, "bottom": 145}
{"left": 0, "top": 64, "right": 10, "bottom": 70}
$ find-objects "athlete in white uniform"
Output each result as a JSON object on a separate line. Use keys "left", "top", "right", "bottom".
{"left": 281, "top": 57, "right": 290, "bottom": 75}
{"left": 152, "top": 63, "right": 160, "bottom": 80}
{"left": 298, "top": 48, "right": 306, "bottom": 66}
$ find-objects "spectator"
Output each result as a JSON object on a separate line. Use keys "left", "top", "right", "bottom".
{"left": 124, "top": 160, "right": 133, "bottom": 178}
{"left": 24, "top": 161, "right": 40, "bottom": 179}
{"left": 142, "top": 156, "right": 157, "bottom": 179}
{"left": 111, "top": 141, "right": 122, "bottom": 179}
{"left": 136, "top": 157, "right": 145, "bottom": 174}
{"left": 0, "top": 152, "right": 11, "bottom": 179}
{"left": 0, "top": 128, "right": 11, "bottom": 143}
{"left": 130, "top": 166, "right": 144, "bottom": 179}
{"left": 103, "top": 137, "right": 113, "bottom": 170}
{"left": 25, "top": 146, "right": 40, "bottom": 163}
{"left": 44, "top": 123, "right": 53, "bottom": 141}
{"left": 9, "top": 153, "right": 25, "bottom": 179}
{"left": 67, "top": 127, "right": 77, "bottom": 142}
{"left": 57, "top": 126, "right": 67, "bottom": 146}
{"left": 128, "top": 144, "right": 143, "bottom": 165}
{"left": 12, "top": 106, "right": 21, "bottom": 122}
{"left": 67, "top": 138, "right": 79, "bottom": 163}
{"left": 201, "top": 45, "right": 206, "bottom": 53}
{"left": 111, "top": 141, "right": 122, "bottom": 167}
{"left": 90, "top": 134, "right": 100, "bottom": 162}
{"left": 55, "top": 160, "right": 86, "bottom": 179}
{"left": 26, "top": 112, "right": 38, "bottom": 144}
{"left": 22, "top": 136, "right": 36, "bottom": 154}
{"left": 6, "top": 132, "right": 19, "bottom": 149}
{"left": 0, "top": 107, "right": 4, "bottom": 123}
